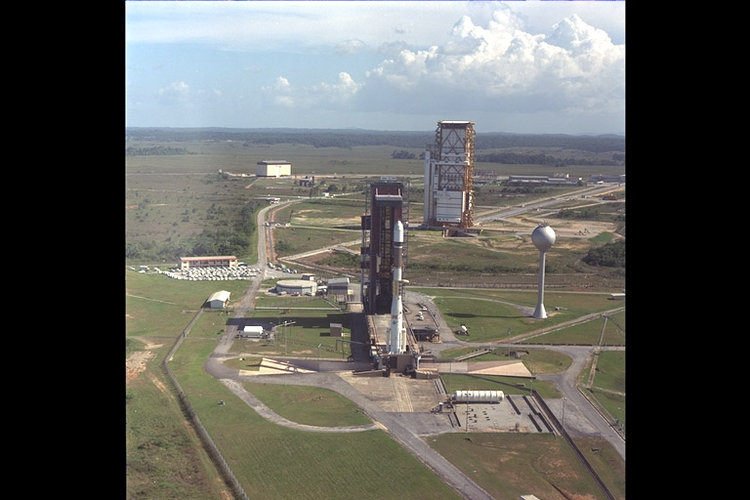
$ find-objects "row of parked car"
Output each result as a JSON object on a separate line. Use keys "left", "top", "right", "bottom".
{"left": 129, "top": 265, "right": 263, "bottom": 281}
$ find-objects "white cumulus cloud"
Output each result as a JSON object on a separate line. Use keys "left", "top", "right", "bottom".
{"left": 264, "top": 72, "right": 362, "bottom": 110}
{"left": 158, "top": 81, "right": 190, "bottom": 99}
{"left": 357, "top": 5, "right": 624, "bottom": 118}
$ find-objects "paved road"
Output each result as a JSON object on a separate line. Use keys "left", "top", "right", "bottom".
{"left": 409, "top": 289, "right": 626, "bottom": 460}
{"left": 204, "top": 359, "right": 494, "bottom": 500}
{"left": 204, "top": 196, "right": 624, "bottom": 498}
{"left": 205, "top": 201, "right": 494, "bottom": 499}
{"left": 474, "top": 183, "right": 622, "bottom": 224}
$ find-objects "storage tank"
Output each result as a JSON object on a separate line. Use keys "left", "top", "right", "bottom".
{"left": 452, "top": 390, "right": 504, "bottom": 403}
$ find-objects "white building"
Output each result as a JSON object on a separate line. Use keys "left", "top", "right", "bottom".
{"left": 241, "top": 325, "right": 265, "bottom": 338}
{"left": 256, "top": 161, "right": 292, "bottom": 178}
{"left": 206, "top": 290, "right": 231, "bottom": 309}
{"left": 276, "top": 279, "right": 317, "bottom": 296}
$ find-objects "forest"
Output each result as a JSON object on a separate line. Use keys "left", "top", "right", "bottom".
{"left": 125, "top": 127, "right": 624, "bottom": 154}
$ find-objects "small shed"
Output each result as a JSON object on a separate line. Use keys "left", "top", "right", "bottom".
{"left": 206, "top": 290, "right": 231, "bottom": 309}
{"left": 330, "top": 323, "right": 343, "bottom": 337}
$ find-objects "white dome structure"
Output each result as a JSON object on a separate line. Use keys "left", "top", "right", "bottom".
{"left": 532, "top": 223, "right": 556, "bottom": 319}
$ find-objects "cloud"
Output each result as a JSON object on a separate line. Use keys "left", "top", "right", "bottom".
{"left": 357, "top": 6, "right": 624, "bottom": 117}
{"left": 263, "top": 72, "right": 362, "bottom": 109}
{"left": 335, "top": 39, "right": 367, "bottom": 56}
{"left": 158, "top": 81, "right": 190, "bottom": 101}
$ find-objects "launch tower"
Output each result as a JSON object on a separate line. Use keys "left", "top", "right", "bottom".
{"left": 360, "top": 179, "right": 421, "bottom": 373}
{"left": 361, "top": 180, "right": 408, "bottom": 315}
{"left": 423, "top": 120, "right": 476, "bottom": 230}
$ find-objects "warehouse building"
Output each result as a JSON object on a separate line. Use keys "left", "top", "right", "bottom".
{"left": 328, "top": 277, "right": 352, "bottom": 303}
{"left": 275, "top": 279, "right": 317, "bottom": 296}
{"left": 206, "top": 290, "right": 231, "bottom": 309}
{"left": 240, "top": 325, "right": 264, "bottom": 338}
{"left": 180, "top": 256, "right": 238, "bottom": 271}
{"left": 256, "top": 160, "right": 292, "bottom": 178}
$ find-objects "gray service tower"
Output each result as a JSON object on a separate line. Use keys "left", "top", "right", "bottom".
{"left": 360, "top": 180, "right": 420, "bottom": 373}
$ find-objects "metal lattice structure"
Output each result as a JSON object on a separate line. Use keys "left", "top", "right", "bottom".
{"left": 423, "top": 120, "right": 475, "bottom": 229}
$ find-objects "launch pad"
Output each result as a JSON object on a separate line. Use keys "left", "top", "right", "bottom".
{"left": 359, "top": 179, "right": 426, "bottom": 374}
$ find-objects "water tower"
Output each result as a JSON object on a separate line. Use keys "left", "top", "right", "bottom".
{"left": 531, "top": 223, "right": 556, "bottom": 319}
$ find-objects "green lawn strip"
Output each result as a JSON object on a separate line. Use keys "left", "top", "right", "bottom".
{"left": 412, "top": 287, "right": 622, "bottom": 345}
{"left": 277, "top": 197, "right": 365, "bottom": 226}
{"left": 588, "top": 350, "right": 625, "bottom": 431}
{"left": 429, "top": 433, "right": 609, "bottom": 500}
{"left": 438, "top": 346, "right": 572, "bottom": 377}
{"left": 126, "top": 272, "right": 251, "bottom": 337}
{"left": 229, "top": 308, "right": 353, "bottom": 358}
{"left": 126, "top": 372, "right": 228, "bottom": 499}
{"left": 171, "top": 337, "right": 459, "bottom": 499}
{"left": 591, "top": 351, "right": 625, "bottom": 393}
{"left": 240, "top": 381, "right": 371, "bottom": 427}
{"left": 440, "top": 373, "right": 561, "bottom": 399}
{"left": 126, "top": 338, "right": 227, "bottom": 498}
{"left": 573, "top": 436, "right": 627, "bottom": 499}
{"left": 254, "top": 295, "right": 340, "bottom": 309}
{"left": 275, "top": 225, "right": 360, "bottom": 257}
{"left": 589, "top": 389, "right": 625, "bottom": 435}
{"left": 126, "top": 274, "right": 248, "bottom": 498}
{"left": 524, "top": 316, "right": 605, "bottom": 345}
{"left": 602, "top": 310, "right": 625, "bottom": 345}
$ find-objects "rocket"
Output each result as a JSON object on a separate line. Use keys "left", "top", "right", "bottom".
{"left": 387, "top": 220, "right": 406, "bottom": 354}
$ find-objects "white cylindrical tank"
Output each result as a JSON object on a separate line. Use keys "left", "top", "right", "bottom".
{"left": 452, "top": 390, "right": 505, "bottom": 403}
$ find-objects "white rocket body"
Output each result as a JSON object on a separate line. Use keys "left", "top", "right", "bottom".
{"left": 387, "top": 221, "right": 406, "bottom": 354}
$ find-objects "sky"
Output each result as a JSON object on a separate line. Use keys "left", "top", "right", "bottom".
{"left": 125, "top": 1, "right": 625, "bottom": 135}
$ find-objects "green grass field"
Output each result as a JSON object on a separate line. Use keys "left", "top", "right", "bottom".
{"left": 170, "top": 333, "right": 460, "bottom": 500}
{"left": 413, "top": 287, "right": 623, "bottom": 344}
{"left": 430, "top": 432, "right": 620, "bottom": 500}
{"left": 126, "top": 270, "right": 625, "bottom": 499}
{"left": 126, "top": 137, "right": 625, "bottom": 499}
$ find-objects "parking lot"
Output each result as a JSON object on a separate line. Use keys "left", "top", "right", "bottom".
{"left": 135, "top": 265, "right": 262, "bottom": 281}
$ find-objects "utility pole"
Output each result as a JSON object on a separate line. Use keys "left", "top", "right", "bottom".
{"left": 280, "top": 320, "right": 296, "bottom": 355}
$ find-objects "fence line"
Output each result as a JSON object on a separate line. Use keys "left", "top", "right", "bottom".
{"left": 161, "top": 308, "right": 249, "bottom": 500}
{"left": 532, "top": 390, "right": 616, "bottom": 500}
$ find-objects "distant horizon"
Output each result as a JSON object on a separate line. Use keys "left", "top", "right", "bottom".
{"left": 125, "top": 125, "right": 624, "bottom": 138}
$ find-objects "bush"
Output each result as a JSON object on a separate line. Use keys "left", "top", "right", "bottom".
{"left": 582, "top": 239, "right": 625, "bottom": 267}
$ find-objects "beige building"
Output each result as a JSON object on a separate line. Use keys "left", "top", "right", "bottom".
{"left": 180, "top": 256, "right": 238, "bottom": 270}
{"left": 256, "top": 160, "right": 292, "bottom": 177}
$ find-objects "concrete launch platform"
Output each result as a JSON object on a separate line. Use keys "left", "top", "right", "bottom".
{"left": 336, "top": 370, "right": 552, "bottom": 435}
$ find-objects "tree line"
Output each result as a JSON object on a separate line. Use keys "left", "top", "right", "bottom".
{"left": 126, "top": 127, "right": 624, "bottom": 154}
{"left": 476, "top": 151, "right": 623, "bottom": 166}
{"left": 125, "top": 145, "right": 191, "bottom": 156}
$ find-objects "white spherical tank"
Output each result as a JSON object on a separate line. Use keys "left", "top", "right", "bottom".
{"left": 532, "top": 224, "right": 556, "bottom": 251}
